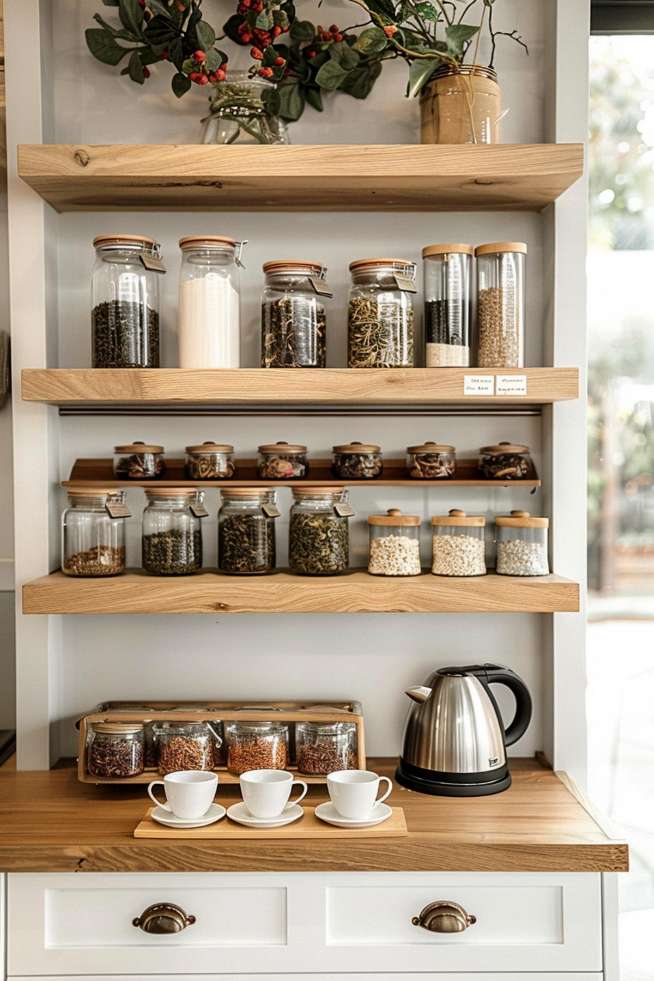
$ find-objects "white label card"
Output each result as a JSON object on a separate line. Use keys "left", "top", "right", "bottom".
{"left": 463, "top": 374, "right": 495, "bottom": 396}
{"left": 495, "top": 374, "right": 528, "bottom": 396}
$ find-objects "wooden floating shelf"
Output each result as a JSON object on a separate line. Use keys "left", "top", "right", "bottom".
{"left": 17, "top": 143, "right": 584, "bottom": 212}
{"left": 23, "top": 570, "right": 580, "bottom": 615}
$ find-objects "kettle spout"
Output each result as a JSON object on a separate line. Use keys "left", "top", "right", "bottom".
{"left": 405, "top": 685, "right": 432, "bottom": 704}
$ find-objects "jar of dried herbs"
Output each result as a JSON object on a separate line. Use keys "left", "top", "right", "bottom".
{"left": 289, "top": 487, "right": 352, "bottom": 576}
{"left": 479, "top": 442, "right": 533, "bottom": 480}
{"left": 87, "top": 722, "right": 145, "bottom": 778}
{"left": 261, "top": 260, "right": 330, "bottom": 368}
{"left": 185, "top": 442, "right": 236, "bottom": 480}
{"left": 62, "top": 489, "right": 127, "bottom": 577}
{"left": 407, "top": 442, "right": 456, "bottom": 479}
{"left": 113, "top": 441, "right": 166, "bottom": 480}
{"left": 495, "top": 511, "right": 549, "bottom": 577}
{"left": 257, "top": 441, "right": 308, "bottom": 479}
{"left": 368, "top": 509, "right": 422, "bottom": 577}
{"left": 92, "top": 234, "right": 163, "bottom": 368}
{"left": 142, "top": 489, "right": 204, "bottom": 575}
{"left": 423, "top": 244, "right": 473, "bottom": 366}
{"left": 153, "top": 721, "right": 222, "bottom": 775}
{"left": 332, "top": 441, "right": 383, "bottom": 480}
{"left": 347, "top": 258, "right": 416, "bottom": 368}
{"left": 431, "top": 509, "right": 486, "bottom": 577}
{"left": 296, "top": 721, "right": 357, "bottom": 775}
{"left": 224, "top": 720, "right": 289, "bottom": 774}
{"left": 218, "top": 488, "right": 278, "bottom": 574}
{"left": 475, "top": 242, "right": 527, "bottom": 368}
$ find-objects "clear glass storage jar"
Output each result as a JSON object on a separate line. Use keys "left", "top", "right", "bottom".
{"left": 289, "top": 487, "right": 351, "bottom": 576}
{"left": 87, "top": 722, "right": 145, "bottom": 778}
{"left": 201, "top": 72, "right": 289, "bottom": 146}
{"left": 153, "top": 721, "right": 222, "bottom": 775}
{"left": 423, "top": 244, "right": 473, "bottom": 366}
{"left": 224, "top": 720, "right": 289, "bottom": 774}
{"left": 62, "top": 489, "right": 126, "bottom": 577}
{"left": 431, "top": 509, "right": 486, "bottom": 577}
{"left": 185, "top": 442, "right": 235, "bottom": 480}
{"left": 479, "top": 442, "right": 533, "bottom": 480}
{"left": 296, "top": 721, "right": 357, "bottom": 775}
{"left": 257, "top": 441, "right": 308, "bottom": 479}
{"left": 332, "top": 441, "right": 383, "bottom": 480}
{"left": 261, "top": 260, "right": 329, "bottom": 368}
{"left": 407, "top": 441, "right": 456, "bottom": 479}
{"left": 218, "top": 488, "right": 278, "bottom": 574}
{"left": 368, "top": 509, "right": 421, "bottom": 577}
{"left": 113, "top": 441, "right": 165, "bottom": 480}
{"left": 348, "top": 258, "right": 416, "bottom": 368}
{"left": 495, "top": 510, "right": 549, "bottom": 576}
{"left": 476, "top": 242, "right": 527, "bottom": 368}
{"left": 178, "top": 235, "right": 243, "bottom": 368}
{"left": 91, "top": 234, "right": 162, "bottom": 368}
{"left": 142, "top": 489, "right": 203, "bottom": 575}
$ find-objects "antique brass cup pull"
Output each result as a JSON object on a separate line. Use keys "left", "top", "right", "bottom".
{"left": 412, "top": 900, "right": 477, "bottom": 933}
{"left": 132, "top": 903, "right": 196, "bottom": 934}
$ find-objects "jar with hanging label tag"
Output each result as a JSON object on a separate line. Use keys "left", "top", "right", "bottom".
{"left": 62, "top": 489, "right": 128, "bottom": 577}
{"left": 142, "top": 489, "right": 204, "bottom": 575}
{"left": 348, "top": 258, "right": 416, "bottom": 367}
{"left": 289, "top": 487, "right": 352, "bottom": 575}
{"left": 218, "top": 488, "right": 279, "bottom": 574}
{"left": 261, "top": 260, "right": 330, "bottom": 367}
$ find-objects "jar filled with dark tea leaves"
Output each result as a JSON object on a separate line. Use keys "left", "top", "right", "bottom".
{"left": 87, "top": 722, "right": 145, "bottom": 778}
{"left": 407, "top": 441, "right": 456, "bottom": 479}
{"left": 224, "top": 720, "right": 289, "bottom": 774}
{"left": 62, "top": 489, "right": 127, "bottom": 577}
{"left": 153, "top": 721, "right": 222, "bottom": 775}
{"left": 423, "top": 244, "right": 473, "bottom": 367}
{"left": 348, "top": 258, "right": 416, "bottom": 368}
{"left": 261, "top": 260, "right": 330, "bottom": 368}
{"left": 479, "top": 442, "right": 533, "bottom": 480}
{"left": 113, "top": 441, "right": 165, "bottom": 480}
{"left": 219, "top": 488, "right": 278, "bottom": 574}
{"left": 258, "top": 441, "right": 308, "bottom": 479}
{"left": 185, "top": 441, "right": 236, "bottom": 480}
{"left": 296, "top": 720, "right": 357, "bottom": 775}
{"left": 289, "top": 487, "right": 352, "bottom": 576}
{"left": 142, "top": 488, "right": 204, "bottom": 575}
{"left": 332, "top": 441, "right": 383, "bottom": 480}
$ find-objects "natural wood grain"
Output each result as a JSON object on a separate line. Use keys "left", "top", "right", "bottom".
{"left": 0, "top": 760, "right": 628, "bottom": 872}
{"left": 17, "top": 144, "right": 584, "bottom": 212}
{"left": 22, "top": 570, "right": 580, "bottom": 615}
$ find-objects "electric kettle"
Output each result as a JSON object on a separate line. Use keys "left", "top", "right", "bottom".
{"left": 396, "top": 663, "right": 532, "bottom": 796}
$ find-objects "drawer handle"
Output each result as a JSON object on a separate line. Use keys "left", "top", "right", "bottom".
{"left": 132, "top": 903, "right": 196, "bottom": 934}
{"left": 412, "top": 900, "right": 477, "bottom": 934}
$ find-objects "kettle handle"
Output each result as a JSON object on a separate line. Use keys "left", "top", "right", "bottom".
{"left": 482, "top": 665, "right": 532, "bottom": 747}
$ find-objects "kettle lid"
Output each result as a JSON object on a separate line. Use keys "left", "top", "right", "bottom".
{"left": 437, "top": 663, "right": 506, "bottom": 677}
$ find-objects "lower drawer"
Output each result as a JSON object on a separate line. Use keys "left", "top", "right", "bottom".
{"left": 7, "top": 976, "right": 605, "bottom": 981}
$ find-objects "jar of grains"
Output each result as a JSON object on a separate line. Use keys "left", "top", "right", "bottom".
{"left": 423, "top": 244, "right": 473, "bottom": 367}
{"left": 475, "top": 242, "right": 527, "bottom": 368}
{"left": 368, "top": 509, "right": 421, "bottom": 576}
{"left": 62, "top": 489, "right": 127, "bottom": 577}
{"left": 495, "top": 511, "right": 549, "bottom": 576}
{"left": 178, "top": 235, "right": 244, "bottom": 368}
{"left": 332, "top": 441, "right": 383, "bottom": 480}
{"left": 479, "top": 442, "right": 533, "bottom": 480}
{"left": 87, "top": 722, "right": 145, "bottom": 778}
{"left": 257, "top": 441, "right": 308, "bottom": 479}
{"left": 218, "top": 488, "right": 278, "bottom": 574}
{"left": 224, "top": 720, "right": 289, "bottom": 774}
{"left": 289, "top": 487, "right": 352, "bottom": 575}
{"left": 261, "top": 260, "right": 330, "bottom": 367}
{"left": 296, "top": 721, "right": 358, "bottom": 775}
{"left": 185, "top": 441, "right": 235, "bottom": 480}
{"left": 142, "top": 489, "right": 204, "bottom": 575}
{"left": 113, "top": 441, "right": 165, "bottom": 480}
{"left": 153, "top": 721, "right": 222, "bottom": 775}
{"left": 91, "top": 234, "right": 163, "bottom": 368}
{"left": 407, "top": 441, "right": 456, "bottom": 479}
{"left": 347, "top": 258, "right": 416, "bottom": 367}
{"left": 431, "top": 509, "right": 486, "bottom": 577}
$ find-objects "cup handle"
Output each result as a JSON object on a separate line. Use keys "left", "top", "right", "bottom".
{"left": 289, "top": 780, "right": 308, "bottom": 807}
{"left": 376, "top": 776, "right": 392, "bottom": 806}
{"left": 147, "top": 781, "right": 170, "bottom": 811}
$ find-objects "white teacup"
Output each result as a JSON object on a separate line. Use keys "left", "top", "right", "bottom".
{"left": 240, "top": 769, "right": 308, "bottom": 819}
{"left": 148, "top": 770, "right": 218, "bottom": 821}
{"left": 327, "top": 770, "right": 392, "bottom": 820}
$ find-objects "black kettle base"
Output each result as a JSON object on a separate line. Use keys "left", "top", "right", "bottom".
{"left": 395, "top": 759, "right": 512, "bottom": 797}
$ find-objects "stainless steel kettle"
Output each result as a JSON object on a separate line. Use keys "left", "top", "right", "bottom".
{"left": 396, "top": 663, "right": 532, "bottom": 796}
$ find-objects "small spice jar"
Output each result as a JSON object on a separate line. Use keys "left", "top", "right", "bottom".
{"left": 153, "top": 721, "right": 222, "bottom": 775}
{"left": 332, "top": 441, "right": 383, "bottom": 480}
{"left": 113, "top": 441, "right": 166, "bottom": 480}
{"left": 62, "top": 489, "right": 127, "bottom": 577}
{"left": 296, "top": 721, "right": 357, "bottom": 775}
{"left": 185, "top": 441, "right": 235, "bottom": 480}
{"left": 495, "top": 511, "right": 549, "bottom": 576}
{"left": 348, "top": 258, "right": 416, "bottom": 368}
{"left": 368, "top": 509, "right": 421, "bottom": 577}
{"left": 407, "top": 441, "right": 456, "bottom": 479}
{"left": 479, "top": 442, "right": 533, "bottom": 480}
{"left": 224, "top": 720, "right": 289, "bottom": 774}
{"left": 423, "top": 244, "right": 473, "bottom": 367}
{"left": 476, "top": 242, "right": 527, "bottom": 368}
{"left": 142, "top": 489, "right": 203, "bottom": 575}
{"left": 289, "top": 487, "right": 351, "bottom": 576}
{"left": 261, "top": 260, "right": 329, "bottom": 368}
{"left": 87, "top": 722, "right": 145, "bottom": 778}
{"left": 431, "top": 509, "right": 486, "bottom": 577}
{"left": 257, "top": 441, "right": 308, "bottom": 479}
{"left": 218, "top": 488, "right": 278, "bottom": 574}
{"left": 178, "top": 235, "right": 244, "bottom": 368}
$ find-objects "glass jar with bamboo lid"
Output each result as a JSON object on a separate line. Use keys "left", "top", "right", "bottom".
{"left": 185, "top": 441, "right": 236, "bottom": 480}
{"left": 87, "top": 722, "right": 145, "bottom": 778}
{"left": 420, "top": 65, "right": 501, "bottom": 145}
{"left": 368, "top": 509, "right": 422, "bottom": 577}
{"left": 475, "top": 242, "right": 527, "bottom": 368}
{"left": 479, "top": 442, "right": 533, "bottom": 480}
{"left": 431, "top": 509, "right": 486, "bottom": 577}
{"left": 142, "top": 488, "right": 204, "bottom": 576}
{"left": 178, "top": 235, "right": 244, "bottom": 369}
{"left": 495, "top": 511, "right": 549, "bottom": 577}
{"left": 347, "top": 258, "right": 416, "bottom": 368}
{"left": 218, "top": 488, "right": 279, "bottom": 574}
{"left": 61, "top": 489, "right": 127, "bottom": 577}
{"left": 289, "top": 487, "right": 352, "bottom": 576}
{"left": 113, "top": 441, "right": 166, "bottom": 480}
{"left": 407, "top": 441, "right": 456, "bottom": 479}
{"left": 423, "top": 244, "right": 473, "bottom": 366}
{"left": 257, "top": 441, "right": 308, "bottom": 479}
{"left": 332, "top": 441, "right": 383, "bottom": 480}
{"left": 261, "top": 260, "right": 329, "bottom": 368}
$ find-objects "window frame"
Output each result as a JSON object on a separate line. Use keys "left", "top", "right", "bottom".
{"left": 592, "top": 1, "right": 654, "bottom": 34}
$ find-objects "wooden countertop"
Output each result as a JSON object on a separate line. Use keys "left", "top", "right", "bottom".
{"left": 0, "top": 759, "right": 627, "bottom": 874}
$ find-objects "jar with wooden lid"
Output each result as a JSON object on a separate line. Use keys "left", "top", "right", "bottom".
{"left": 92, "top": 234, "right": 163, "bottom": 369}
{"left": 114, "top": 441, "right": 165, "bottom": 480}
{"left": 420, "top": 65, "right": 501, "bottom": 144}
{"left": 348, "top": 259, "right": 416, "bottom": 368}
{"left": 407, "top": 441, "right": 456, "bottom": 479}
{"left": 185, "top": 442, "right": 235, "bottom": 480}
{"left": 431, "top": 509, "right": 486, "bottom": 577}
{"left": 289, "top": 487, "right": 351, "bottom": 576}
{"left": 62, "top": 489, "right": 127, "bottom": 577}
{"left": 87, "top": 722, "right": 145, "bottom": 778}
{"left": 142, "top": 488, "right": 204, "bottom": 575}
{"left": 495, "top": 511, "right": 549, "bottom": 576}
{"left": 224, "top": 720, "right": 289, "bottom": 774}
{"left": 332, "top": 441, "right": 383, "bottom": 480}
{"left": 296, "top": 721, "right": 357, "bottom": 775}
{"left": 258, "top": 441, "right": 308, "bottom": 479}
{"left": 178, "top": 235, "right": 244, "bottom": 369}
{"left": 261, "top": 260, "right": 329, "bottom": 368}
{"left": 476, "top": 242, "right": 527, "bottom": 368}
{"left": 153, "top": 721, "right": 222, "bottom": 775}
{"left": 368, "top": 509, "right": 421, "bottom": 577}
{"left": 479, "top": 442, "right": 533, "bottom": 480}
{"left": 423, "top": 244, "right": 473, "bottom": 366}
{"left": 218, "top": 488, "right": 278, "bottom": 574}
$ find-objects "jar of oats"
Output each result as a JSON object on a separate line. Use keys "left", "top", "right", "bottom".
{"left": 495, "top": 511, "right": 549, "bottom": 576}
{"left": 475, "top": 242, "right": 526, "bottom": 368}
{"left": 368, "top": 509, "right": 421, "bottom": 576}
{"left": 431, "top": 509, "right": 486, "bottom": 577}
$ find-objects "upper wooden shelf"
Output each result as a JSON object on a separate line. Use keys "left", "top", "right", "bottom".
{"left": 17, "top": 143, "right": 584, "bottom": 212}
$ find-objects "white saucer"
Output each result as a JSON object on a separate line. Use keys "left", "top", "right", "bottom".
{"left": 226, "top": 801, "right": 304, "bottom": 828}
{"left": 314, "top": 801, "right": 392, "bottom": 828}
{"left": 150, "top": 803, "right": 226, "bottom": 828}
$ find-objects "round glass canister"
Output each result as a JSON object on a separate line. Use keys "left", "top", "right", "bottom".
{"left": 201, "top": 71, "right": 289, "bottom": 146}
{"left": 407, "top": 441, "right": 456, "bottom": 479}
{"left": 332, "top": 441, "right": 383, "bottom": 480}
{"left": 153, "top": 721, "right": 222, "bottom": 775}
{"left": 261, "top": 260, "right": 329, "bottom": 368}
{"left": 475, "top": 242, "right": 527, "bottom": 368}
{"left": 479, "top": 442, "right": 533, "bottom": 480}
{"left": 185, "top": 442, "right": 235, "bottom": 480}
{"left": 420, "top": 65, "right": 501, "bottom": 144}
{"left": 257, "top": 441, "right": 308, "bottom": 479}
{"left": 87, "top": 722, "right": 145, "bottom": 778}
{"left": 92, "top": 234, "right": 162, "bottom": 368}
{"left": 218, "top": 488, "right": 278, "bottom": 574}
{"left": 142, "top": 488, "right": 203, "bottom": 575}
{"left": 423, "top": 244, "right": 473, "bottom": 367}
{"left": 431, "top": 509, "right": 486, "bottom": 577}
{"left": 495, "top": 511, "right": 549, "bottom": 576}
{"left": 62, "top": 489, "right": 126, "bottom": 577}
{"left": 348, "top": 258, "right": 416, "bottom": 368}
{"left": 296, "top": 721, "right": 357, "bottom": 775}
{"left": 368, "top": 508, "right": 421, "bottom": 577}
{"left": 178, "top": 235, "right": 243, "bottom": 368}
{"left": 289, "top": 487, "right": 351, "bottom": 576}
{"left": 224, "top": 720, "right": 289, "bottom": 774}
{"left": 113, "top": 441, "right": 165, "bottom": 480}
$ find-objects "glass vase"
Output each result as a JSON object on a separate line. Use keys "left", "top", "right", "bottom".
{"left": 201, "top": 71, "right": 289, "bottom": 145}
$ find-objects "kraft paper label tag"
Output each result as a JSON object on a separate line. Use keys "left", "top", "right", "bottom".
{"left": 309, "top": 277, "right": 334, "bottom": 298}
{"left": 495, "top": 374, "right": 528, "bottom": 396}
{"left": 334, "top": 503, "right": 355, "bottom": 517}
{"left": 392, "top": 274, "right": 417, "bottom": 293}
{"left": 463, "top": 374, "right": 495, "bottom": 396}
{"left": 140, "top": 253, "right": 166, "bottom": 274}
{"left": 106, "top": 500, "right": 131, "bottom": 519}
{"left": 262, "top": 503, "right": 281, "bottom": 518}
{"left": 190, "top": 502, "right": 209, "bottom": 518}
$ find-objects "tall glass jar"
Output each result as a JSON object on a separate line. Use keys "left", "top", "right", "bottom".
{"left": 178, "top": 236, "right": 244, "bottom": 368}
{"left": 368, "top": 508, "right": 421, "bottom": 576}
{"left": 420, "top": 65, "right": 501, "bottom": 144}
{"left": 431, "top": 509, "right": 486, "bottom": 577}
{"left": 348, "top": 259, "right": 416, "bottom": 368}
{"left": 224, "top": 720, "right": 289, "bottom": 774}
{"left": 296, "top": 721, "right": 357, "bottom": 775}
{"left": 201, "top": 72, "right": 289, "bottom": 145}
{"left": 91, "top": 234, "right": 162, "bottom": 368}
{"left": 142, "top": 489, "right": 203, "bottom": 575}
{"left": 495, "top": 511, "right": 549, "bottom": 576}
{"left": 476, "top": 242, "right": 527, "bottom": 368}
{"left": 62, "top": 490, "right": 126, "bottom": 577}
{"left": 87, "top": 722, "right": 145, "bottom": 778}
{"left": 289, "top": 488, "right": 351, "bottom": 576}
{"left": 153, "top": 721, "right": 222, "bottom": 775}
{"left": 261, "top": 260, "right": 329, "bottom": 368}
{"left": 423, "top": 244, "right": 473, "bottom": 366}
{"left": 218, "top": 488, "right": 278, "bottom": 575}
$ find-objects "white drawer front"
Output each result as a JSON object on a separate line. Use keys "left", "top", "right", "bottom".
{"left": 7, "top": 975, "right": 605, "bottom": 981}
